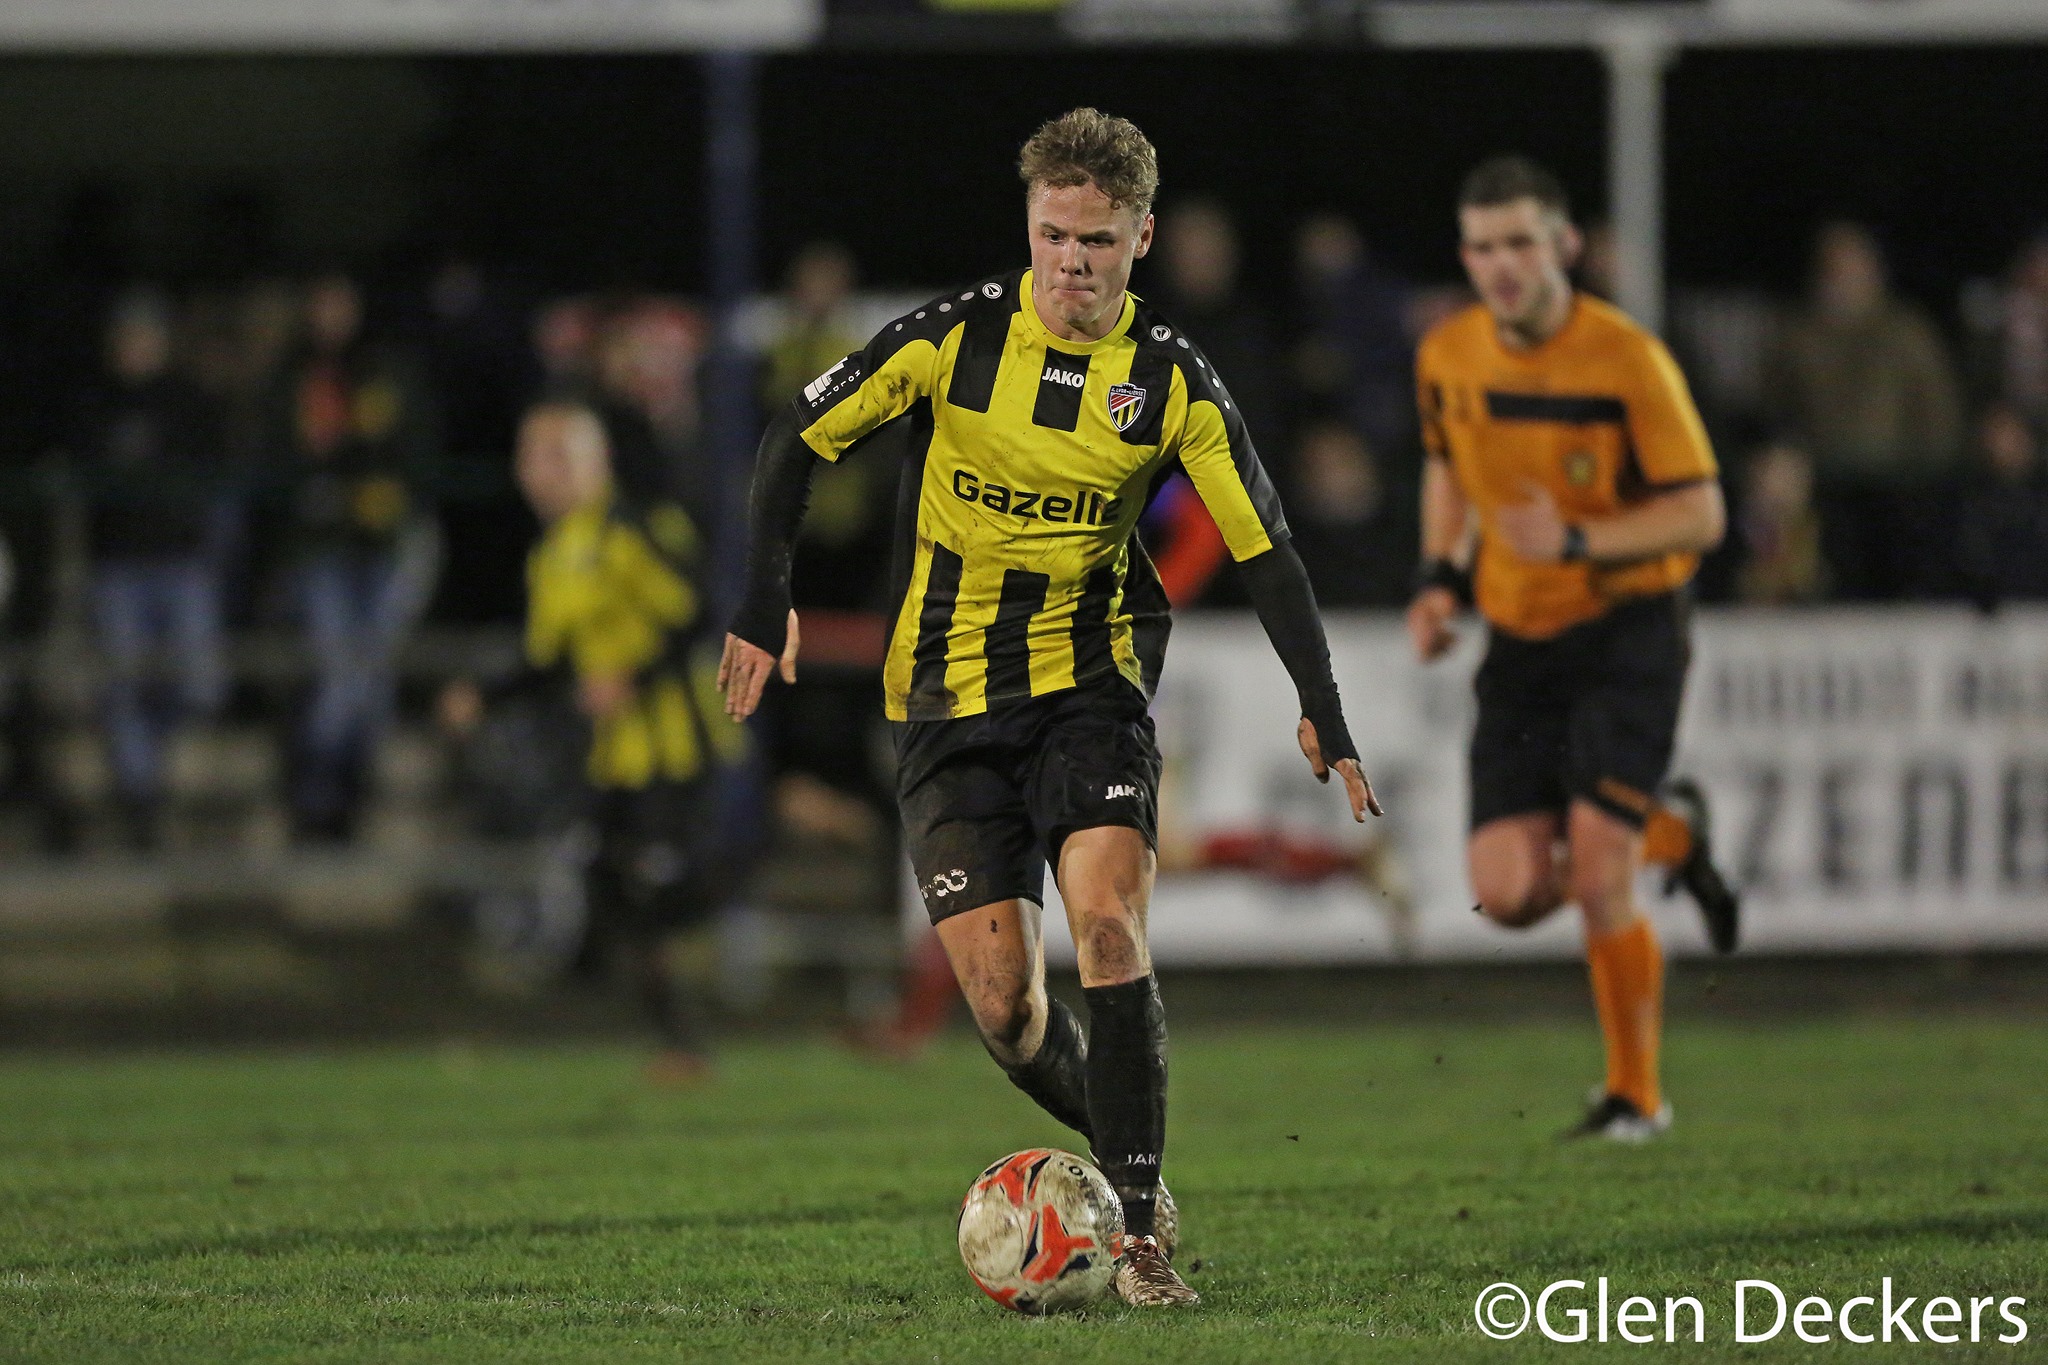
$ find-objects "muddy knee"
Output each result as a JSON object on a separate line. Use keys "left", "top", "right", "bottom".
{"left": 1073, "top": 907, "right": 1147, "bottom": 984}
{"left": 972, "top": 987, "right": 1044, "bottom": 1066}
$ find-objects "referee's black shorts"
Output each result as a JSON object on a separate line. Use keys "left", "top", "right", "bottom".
{"left": 1469, "top": 591, "right": 1692, "bottom": 831}
{"left": 895, "top": 675, "right": 1161, "bottom": 925}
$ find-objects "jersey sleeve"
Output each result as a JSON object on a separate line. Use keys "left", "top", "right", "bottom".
{"left": 788, "top": 305, "right": 949, "bottom": 462}
{"left": 524, "top": 516, "right": 698, "bottom": 680}
{"left": 605, "top": 514, "right": 699, "bottom": 647}
{"left": 523, "top": 548, "right": 568, "bottom": 671}
{"left": 1169, "top": 354, "right": 1288, "bottom": 562}
{"left": 1626, "top": 335, "right": 1718, "bottom": 487}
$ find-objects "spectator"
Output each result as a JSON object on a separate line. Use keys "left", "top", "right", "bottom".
{"left": 1766, "top": 221, "right": 1963, "bottom": 599}
{"left": 183, "top": 278, "right": 299, "bottom": 622}
{"left": 1152, "top": 200, "right": 1283, "bottom": 450}
{"left": 513, "top": 399, "right": 747, "bottom": 1080}
{"left": 270, "top": 274, "right": 440, "bottom": 842}
{"left": 531, "top": 294, "right": 602, "bottom": 396}
{"left": 0, "top": 523, "right": 73, "bottom": 852}
{"left": 1291, "top": 214, "right": 1416, "bottom": 460}
{"left": 593, "top": 299, "right": 713, "bottom": 530}
{"left": 761, "top": 242, "right": 862, "bottom": 412}
{"left": 756, "top": 243, "right": 897, "bottom": 609}
{"left": 420, "top": 255, "right": 533, "bottom": 463}
{"left": 1964, "top": 232, "right": 2048, "bottom": 428}
{"left": 1735, "top": 442, "right": 1829, "bottom": 605}
{"left": 68, "top": 291, "right": 229, "bottom": 848}
{"left": 1952, "top": 404, "right": 2048, "bottom": 607}
{"left": 1282, "top": 419, "right": 1417, "bottom": 608}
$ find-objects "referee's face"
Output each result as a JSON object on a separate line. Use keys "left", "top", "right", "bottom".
{"left": 1459, "top": 198, "right": 1579, "bottom": 339}
{"left": 1028, "top": 182, "right": 1154, "bottom": 342}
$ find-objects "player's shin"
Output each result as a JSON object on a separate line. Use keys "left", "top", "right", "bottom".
{"left": 1081, "top": 974, "right": 1168, "bottom": 1238}
{"left": 992, "top": 996, "right": 1093, "bottom": 1140}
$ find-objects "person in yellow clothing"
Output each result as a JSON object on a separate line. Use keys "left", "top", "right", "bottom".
{"left": 516, "top": 400, "right": 747, "bottom": 1081}
{"left": 1407, "top": 157, "right": 1741, "bottom": 1142}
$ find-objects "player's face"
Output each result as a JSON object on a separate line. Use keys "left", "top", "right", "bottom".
{"left": 1458, "top": 199, "right": 1580, "bottom": 335}
{"left": 516, "top": 410, "right": 608, "bottom": 522}
{"left": 1028, "top": 182, "right": 1153, "bottom": 341}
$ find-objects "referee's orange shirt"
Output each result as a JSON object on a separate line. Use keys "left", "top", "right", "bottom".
{"left": 1417, "top": 295, "right": 1717, "bottom": 641}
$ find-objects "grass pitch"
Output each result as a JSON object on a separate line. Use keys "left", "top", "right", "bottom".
{"left": 1, "top": 1010, "right": 2043, "bottom": 1363}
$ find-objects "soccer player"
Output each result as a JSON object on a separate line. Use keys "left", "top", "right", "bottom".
{"left": 1408, "top": 157, "right": 1741, "bottom": 1142}
{"left": 721, "top": 108, "right": 1378, "bottom": 1306}
{"left": 515, "top": 400, "right": 747, "bottom": 1082}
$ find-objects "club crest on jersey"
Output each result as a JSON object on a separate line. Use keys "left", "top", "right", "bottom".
{"left": 1106, "top": 383, "right": 1146, "bottom": 432}
{"left": 1564, "top": 449, "right": 1597, "bottom": 487}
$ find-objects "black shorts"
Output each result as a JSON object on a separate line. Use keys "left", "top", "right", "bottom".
{"left": 1470, "top": 591, "right": 1691, "bottom": 831}
{"left": 895, "top": 677, "right": 1161, "bottom": 924}
{"left": 588, "top": 782, "right": 730, "bottom": 933}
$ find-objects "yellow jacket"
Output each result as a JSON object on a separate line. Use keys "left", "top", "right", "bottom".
{"left": 525, "top": 495, "right": 745, "bottom": 789}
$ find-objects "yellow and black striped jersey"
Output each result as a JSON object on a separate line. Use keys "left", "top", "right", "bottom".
{"left": 526, "top": 495, "right": 745, "bottom": 789}
{"left": 793, "top": 267, "right": 1287, "bottom": 722}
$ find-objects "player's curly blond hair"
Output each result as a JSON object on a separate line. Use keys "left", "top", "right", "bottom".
{"left": 1018, "top": 108, "right": 1159, "bottom": 219}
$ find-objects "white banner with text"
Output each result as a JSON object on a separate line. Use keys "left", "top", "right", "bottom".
{"left": 1027, "top": 606, "right": 2048, "bottom": 965}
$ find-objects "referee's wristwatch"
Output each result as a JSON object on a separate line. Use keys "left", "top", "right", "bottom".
{"left": 1559, "top": 523, "right": 1590, "bottom": 563}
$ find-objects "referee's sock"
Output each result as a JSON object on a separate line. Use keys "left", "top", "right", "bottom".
{"left": 995, "top": 996, "right": 1093, "bottom": 1142}
{"left": 1586, "top": 917, "right": 1664, "bottom": 1116}
{"left": 1082, "top": 974, "right": 1168, "bottom": 1240}
{"left": 1642, "top": 804, "right": 1694, "bottom": 870}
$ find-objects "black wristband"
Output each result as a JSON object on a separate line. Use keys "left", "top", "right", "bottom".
{"left": 1560, "top": 524, "right": 1589, "bottom": 563}
{"left": 1413, "top": 557, "right": 1473, "bottom": 607}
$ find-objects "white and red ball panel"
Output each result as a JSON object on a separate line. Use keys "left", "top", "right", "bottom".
{"left": 957, "top": 1148, "right": 1123, "bottom": 1314}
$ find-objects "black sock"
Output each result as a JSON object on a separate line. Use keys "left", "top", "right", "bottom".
{"left": 1082, "top": 974, "right": 1167, "bottom": 1240}
{"left": 623, "top": 932, "right": 707, "bottom": 1054}
{"left": 994, "top": 997, "right": 1092, "bottom": 1140}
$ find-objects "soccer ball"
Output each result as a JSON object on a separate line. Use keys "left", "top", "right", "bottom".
{"left": 957, "top": 1148, "right": 1124, "bottom": 1314}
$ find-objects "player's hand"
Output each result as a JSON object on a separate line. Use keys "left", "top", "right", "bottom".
{"left": 436, "top": 678, "right": 483, "bottom": 736}
{"left": 1406, "top": 586, "right": 1459, "bottom": 663}
{"left": 1496, "top": 483, "right": 1569, "bottom": 563}
{"left": 578, "top": 672, "right": 632, "bottom": 720}
{"left": 1297, "top": 717, "right": 1384, "bottom": 822}
{"left": 718, "top": 609, "right": 800, "bottom": 720}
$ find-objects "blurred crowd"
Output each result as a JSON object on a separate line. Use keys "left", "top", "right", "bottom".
{"left": 1, "top": 208, "right": 2047, "bottom": 860}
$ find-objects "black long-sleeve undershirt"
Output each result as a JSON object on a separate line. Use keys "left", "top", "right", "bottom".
{"left": 729, "top": 407, "right": 819, "bottom": 659}
{"left": 1238, "top": 537, "right": 1359, "bottom": 765}
{"left": 728, "top": 408, "right": 1358, "bottom": 765}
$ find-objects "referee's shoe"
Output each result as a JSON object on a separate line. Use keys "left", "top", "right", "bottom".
{"left": 1660, "top": 778, "right": 1740, "bottom": 954}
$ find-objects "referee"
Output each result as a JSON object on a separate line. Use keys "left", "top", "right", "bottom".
{"left": 1409, "top": 156, "right": 1740, "bottom": 1143}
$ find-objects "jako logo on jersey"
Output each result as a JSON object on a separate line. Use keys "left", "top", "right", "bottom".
{"left": 952, "top": 469, "right": 1122, "bottom": 526}
{"left": 802, "top": 358, "right": 852, "bottom": 406}
{"left": 1041, "top": 365, "right": 1084, "bottom": 388}
{"left": 1105, "top": 784, "right": 1141, "bottom": 800}
{"left": 1106, "top": 383, "right": 1146, "bottom": 432}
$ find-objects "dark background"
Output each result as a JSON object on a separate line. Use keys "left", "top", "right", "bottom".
{"left": 1, "top": 47, "right": 2042, "bottom": 306}
{"left": 2, "top": 45, "right": 2043, "bottom": 621}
